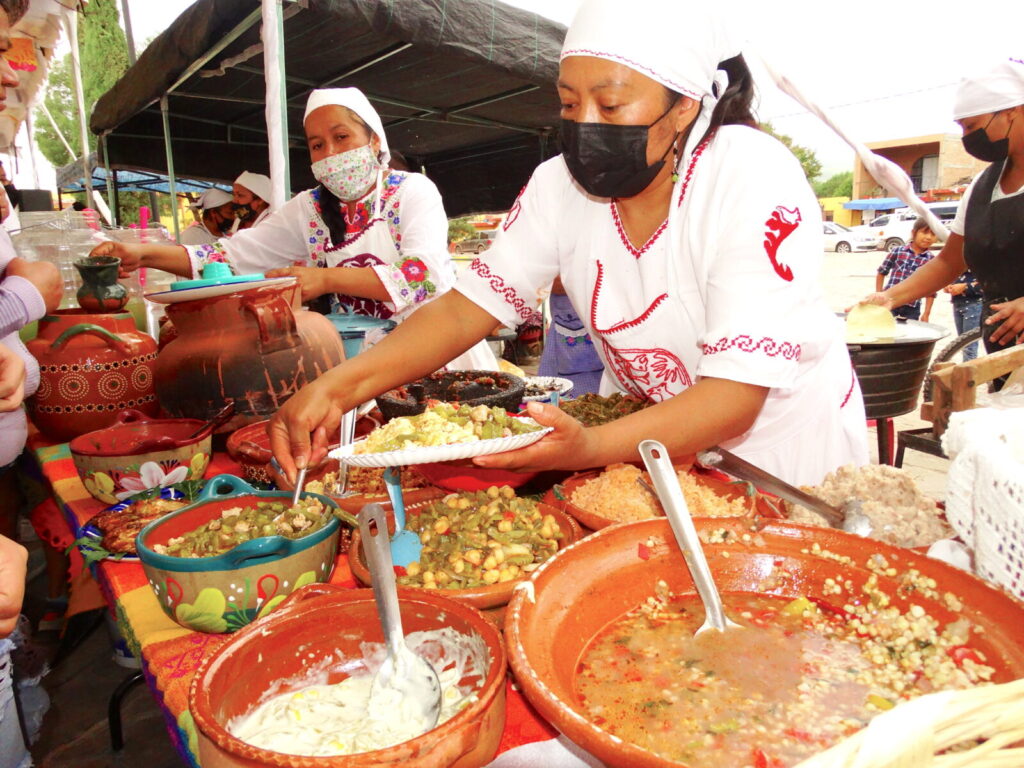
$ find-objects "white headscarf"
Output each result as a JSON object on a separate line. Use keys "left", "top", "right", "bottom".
{"left": 560, "top": 0, "right": 740, "bottom": 159}
{"left": 190, "top": 187, "right": 232, "bottom": 211}
{"left": 303, "top": 87, "right": 391, "bottom": 165}
{"left": 233, "top": 171, "right": 273, "bottom": 204}
{"left": 952, "top": 57, "right": 1024, "bottom": 120}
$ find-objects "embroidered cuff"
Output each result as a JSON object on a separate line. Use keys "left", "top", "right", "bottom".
{"left": 456, "top": 258, "right": 535, "bottom": 326}
{"left": 184, "top": 243, "right": 231, "bottom": 279}
{"left": 698, "top": 333, "right": 801, "bottom": 389}
{"left": 373, "top": 256, "right": 437, "bottom": 313}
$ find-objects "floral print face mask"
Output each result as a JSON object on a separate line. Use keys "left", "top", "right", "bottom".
{"left": 311, "top": 143, "right": 381, "bottom": 202}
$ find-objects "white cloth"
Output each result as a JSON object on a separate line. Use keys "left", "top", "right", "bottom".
{"left": 952, "top": 56, "right": 1024, "bottom": 120}
{"left": 234, "top": 171, "right": 273, "bottom": 204}
{"left": 185, "top": 173, "right": 496, "bottom": 371}
{"left": 304, "top": 87, "right": 391, "bottom": 165}
{"left": 190, "top": 187, "right": 232, "bottom": 211}
{"left": 457, "top": 126, "right": 867, "bottom": 486}
{"left": 949, "top": 160, "right": 1024, "bottom": 236}
{"left": 560, "top": 0, "right": 738, "bottom": 159}
{"left": 178, "top": 221, "right": 219, "bottom": 246}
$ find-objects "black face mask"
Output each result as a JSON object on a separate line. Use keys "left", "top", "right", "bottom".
{"left": 962, "top": 113, "right": 1013, "bottom": 163}
{"left": 233, "top": 203, "right": 255, "bottom": 221}
{"left": 559, "top": 102, "right": 678, "bottom": 199}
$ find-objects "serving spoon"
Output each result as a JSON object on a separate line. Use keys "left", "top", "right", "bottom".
{"left": 358, "top": 503, "right": 442, "bottom": 729}
{"left": 639, "top": 440, "right": 743, "bottom": 637}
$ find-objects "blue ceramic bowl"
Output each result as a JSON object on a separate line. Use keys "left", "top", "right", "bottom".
{"left": 137, "top": 474, "right": 353, "bottom": 633}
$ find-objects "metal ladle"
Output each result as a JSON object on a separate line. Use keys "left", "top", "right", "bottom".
{"left": 639, "top": 440, "right": 742, "bottom": 637}
{"left": 358, "top": 503, "right": 442, "bottom": 729}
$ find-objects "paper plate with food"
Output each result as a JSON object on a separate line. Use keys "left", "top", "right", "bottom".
{"left": 75, "top": 489, "right": 188, "bottom": 563}
{"left": 329, "top": 402, "right": 552, "bottom": 467}
{"left": 522, "top": 376, "right": 574, "bottom": 402}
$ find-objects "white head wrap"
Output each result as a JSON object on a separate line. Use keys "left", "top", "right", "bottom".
{"left": 952, "top": 57, "right": 1024, "bottom": 120}
{"left": 303, "top": 87, "right": 391, "bottom": 164}
{"left": 190, "top": 187, "right": 232, "bottom": 211}
{"left": 560, "top": 0, "right": 740, "bottom": 158}
{"left": 233, "top": 171, "right": 273, "bottom": 204}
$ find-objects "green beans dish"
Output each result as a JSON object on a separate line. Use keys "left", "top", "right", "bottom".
{"left": 397, "top": 486, "right": 564, "bottom": 590}
{"left": 152, "top": 497, "right": 332, "bottom": 558}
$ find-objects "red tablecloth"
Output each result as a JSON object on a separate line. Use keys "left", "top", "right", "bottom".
{"left": 28, "top": 435, "right": 557, "bottom": 767}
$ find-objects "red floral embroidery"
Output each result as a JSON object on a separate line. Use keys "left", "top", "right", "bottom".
{"left": 701, "top": 335, "right": 802, "bottom": 361}
{"left": 610, "top": 203, "right": 668, "bottom": 259}
{"left": 503, "top": 185, "right": 526, "bottom": 231}
{"left": 470, "top": 258, "right": 533, "bottom": 322}
{"left": 600, "top": 340, "right": 691, "bottom": 402}
{"left": 841, "top": 366, "right": 856, "bottom": 408}
{"left": 763, "top": 206, "right": 801, "bottom": 282}
{"left": 399, "top": 258, "right": 427, "bottom": 282}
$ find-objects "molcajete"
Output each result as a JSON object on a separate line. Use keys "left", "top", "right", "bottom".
{"left": 27, "top": 310, "right": 159, "bottom": 442}
{"left": 154, "top": 278, "right": 344, "bottom": 431}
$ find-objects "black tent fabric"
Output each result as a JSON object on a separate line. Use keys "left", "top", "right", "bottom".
{"left": 90, "top": 0, "right": 567, "bottom": 215}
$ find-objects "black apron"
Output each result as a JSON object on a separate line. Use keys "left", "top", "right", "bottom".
{"left": 962, "top": 160, "right": 1024, "bottom": 355}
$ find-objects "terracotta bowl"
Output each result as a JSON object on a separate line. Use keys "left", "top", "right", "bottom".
{"left": 69, "top": 409, "right": 213, "bottom": 504}
{"left": 505, "top": 518, "right": 1024, "bottom": 768}
{"left": 190, "top": 583, "right": 507, "bottom": 768}
{"left": 412, "top": 462, "right": 539, "bottom": 492}
{"left": 136, "top": 475, "right": 353, "bottom": 633}
{"left": 542, "top": 466, "right": 783, "bottom": 532}
{"left": 350, "top": 501, "right": 583, "bottom": 610}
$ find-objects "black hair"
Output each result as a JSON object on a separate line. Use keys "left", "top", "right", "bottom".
{"left": 704, "top": 54, "right": 759, "bottom": 136}
{"left": 0, "top": 0, "right": 29, "bottom": 24}
{"left": 911, "top": 217, "right": 933, "bottom": 236}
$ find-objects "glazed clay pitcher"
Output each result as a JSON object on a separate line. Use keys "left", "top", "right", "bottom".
{"left": 154, "top": 279, "right": 344, "bottom": 431}
{"left": 28, "top": 310, "right": 159, "bottom": 442}
{"left": 75, "top": 255, "right": 129, "bottom": 312}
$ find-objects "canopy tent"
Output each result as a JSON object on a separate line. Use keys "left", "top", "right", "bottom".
{"left": 56, "top": 153, "right": 231, "bottom": 195}
{"left": 843, "top": 197, "right": 906, "bottom": 211}
{"left": 89, "top": 0, "right": 567, "bottom": 218}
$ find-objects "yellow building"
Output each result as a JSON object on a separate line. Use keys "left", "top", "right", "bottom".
{"left": 819, "top": 196, "right": 856, "bottom": 227}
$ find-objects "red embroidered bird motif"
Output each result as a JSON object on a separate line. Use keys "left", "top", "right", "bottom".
{"left": 763, "top": 206, "right": 801, "bottom": 282}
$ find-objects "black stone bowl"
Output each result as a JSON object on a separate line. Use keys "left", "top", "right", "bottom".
{"left": 377, "top": 370, "right": 525, "bottom": 422}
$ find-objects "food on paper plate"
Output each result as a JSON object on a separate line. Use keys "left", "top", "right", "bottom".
{"left": 88, "top": 497, "right": 187, "bottom": 554}
{"left": 571, "top": 463, "right": 749, "bottom": 524}
{"left": 788, "top": 464, "right": 951, "bottom": 548}
{"left": 576, "top": 578, "right": 993, "bottom": 766}
{"left": 396, "top": 486, "right": 563, "bottom": 590}
{"left": 356, "top": 403, "right": 541, "bottom": 454}
{"left": 558, "top": 392, "right": 652, "bottom": 426}
{"left": 229, "top": 627, "right": 485, "bottom": 756}
{"left": 151, "top": 497, "right": 333, "bottom": 558}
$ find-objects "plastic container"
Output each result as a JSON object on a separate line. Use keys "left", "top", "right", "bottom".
{"left": 326, "top": 312, "right": 397, "bottom": 359}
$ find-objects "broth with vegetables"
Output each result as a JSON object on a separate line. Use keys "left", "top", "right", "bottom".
{"left": 575, "top": 583, "right": 993, "bottom": 766}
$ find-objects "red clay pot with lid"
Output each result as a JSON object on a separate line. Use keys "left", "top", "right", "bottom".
{"left": 190, "top": 583, "right": 507, "bottom": 768}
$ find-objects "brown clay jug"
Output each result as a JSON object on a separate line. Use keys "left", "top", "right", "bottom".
{"left": 28, "top": 310, "right": 160, "bottom": 442}
{"left": 153, "top": 279, "right": 344, "bottom": 431}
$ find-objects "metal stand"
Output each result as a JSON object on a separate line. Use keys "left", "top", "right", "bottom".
{"left": 108, "top": 671, "right": 145, "bottom": 751}
{"left": 895, "top": 427, "right": 947, "bottom": 468}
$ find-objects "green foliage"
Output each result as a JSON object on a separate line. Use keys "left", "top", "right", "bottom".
{"left": 760, "top": 122, "right": 823, "bottom": 185}
{"left": 447, "top": 216, "right": 477, "bottom": 243}
{"left": 814, "top": 171, "right": 853, "bottom": 199}
{"left": 34, "top": 55, "right": 76, "bottom": 167}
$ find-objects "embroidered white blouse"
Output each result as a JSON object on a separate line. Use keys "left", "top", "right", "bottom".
{"left": 184, "top": 171, "right": 456, "bottom": 321}
{"left": 456, "top": 126, "right": 867, "bottom": 485}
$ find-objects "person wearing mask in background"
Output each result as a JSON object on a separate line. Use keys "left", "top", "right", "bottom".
{"left": 863, "top": 56, "right": 1024, "bottom": 356}
{"left": 268, "top": 0, "right": 867, "bottom": 487}
{"left": 88, "top": 87, "right": 495, "bottom": 369}
{"left": 944, "top": 269, "right": 984, "bottom": 360}
{"left": 874, "top": 218, "right": 938, "bottom": 321}
{"left": 180, "top": 187, "right": 234, "bottom": 246}
{"left": 231, "top": 171, "right": 274, "bottom": 232}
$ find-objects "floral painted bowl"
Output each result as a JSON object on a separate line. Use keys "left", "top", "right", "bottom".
{"left": 136, "top": 475, "right": 354, "bottom": 634}
{"left": 70, "top": 409, "right": 213, "bottom": 504}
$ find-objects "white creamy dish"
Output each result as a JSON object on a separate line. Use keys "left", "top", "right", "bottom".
{"left": 229, "top": 627, "right": 485, "bottom": 756}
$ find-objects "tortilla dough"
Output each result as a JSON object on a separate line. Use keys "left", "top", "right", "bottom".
{"left": 846, "top": 303, "right": 897, "bottom": 343}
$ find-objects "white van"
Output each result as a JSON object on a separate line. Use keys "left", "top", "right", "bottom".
{"left": 868, "top": 201, "right": 959, "bottom": 252}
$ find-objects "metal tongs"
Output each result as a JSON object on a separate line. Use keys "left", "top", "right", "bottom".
{"left": 696, "top": 446, "right": 872, "bottom": 537}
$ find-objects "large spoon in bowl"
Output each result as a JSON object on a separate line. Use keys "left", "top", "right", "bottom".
{"left": 358, "top": 503, "right": 443, "bottom": 729}
{"left": 639, "top": 440, "right": 742, "bottom": 637}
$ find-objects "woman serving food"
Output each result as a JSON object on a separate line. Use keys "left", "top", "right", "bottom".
{"left": 90, "top": 88, "right": 494, "bottom": 368}
{"left": 270, "top": 0, "right": 868, "bottom": 486}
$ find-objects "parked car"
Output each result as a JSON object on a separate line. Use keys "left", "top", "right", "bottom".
{"left": 866, "top": 202, "right": 959, "bottom": 252}
{"left": 822, "top": 222, "right": 878, "bottom": 253}
{"left": 453, "top": 230, "right": 497, "bottom": 254}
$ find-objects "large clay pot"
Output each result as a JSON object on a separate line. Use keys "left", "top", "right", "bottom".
{"left": 154, "top": 280, "right": 344, "bottom": 431}
{"left": 28, "top": 310, "right": 159, "bottom": 442}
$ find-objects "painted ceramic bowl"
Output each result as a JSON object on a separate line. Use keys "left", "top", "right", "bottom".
{"left": 136, "top": 475, "right": 354, "bottom": 633}
{"left": 190, "top": 583, "right": 507, "bottom": 768}
{"left": 411, "top": 462, "right": 539, "bottom": 492}
{"left": 70, "top": 409, "right": 213, "bottom": 504}
{"left": 505, "top": 518, "right": 1024, "bottom": 768}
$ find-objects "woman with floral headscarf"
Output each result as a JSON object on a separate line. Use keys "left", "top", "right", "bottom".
{"left": 271, "top": 0, "right": 868, "bottom": 486}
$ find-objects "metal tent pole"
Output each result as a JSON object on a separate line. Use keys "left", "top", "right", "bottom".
{"left": 119, "top": 0, "right": 137, "bottom": 65}
{"left": 101, "top": 134, "right": 117, "bottom": 225}
{"left": 160, "top": 97, "right": 180, "bottom": 240}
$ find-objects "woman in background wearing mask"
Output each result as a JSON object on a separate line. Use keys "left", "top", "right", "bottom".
{"left": 90, "top": 89, "right": 492, "bottom": 366}
{"left": 270, "top": 0, "right": 867, "bottom": 486}
{"left": 229, "top": 171, "right": 274, "bottom": 232}
{"left": 179, "top": 187, "right": 234, "bottom": 246}
{"left": 863, "top": 57, "right": 1024, "bottom": 353}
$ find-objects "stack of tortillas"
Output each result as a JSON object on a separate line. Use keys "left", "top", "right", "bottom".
{"left": 846, "top": 303, "right": 897, "bottom": 343}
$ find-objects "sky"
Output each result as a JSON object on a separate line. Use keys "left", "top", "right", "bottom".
{"left": 40, "top": 0, "right": 1024, "bottom": 184}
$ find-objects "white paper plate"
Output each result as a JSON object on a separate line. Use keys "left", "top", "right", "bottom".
{"left": 145, "top": 277, "right": 295, "bottom": 304}
{"left": 329, "top": 423, "right": 553, "bottom": 467}
{"left": 522, "top": 376, "right": 574, "bottom": 402}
